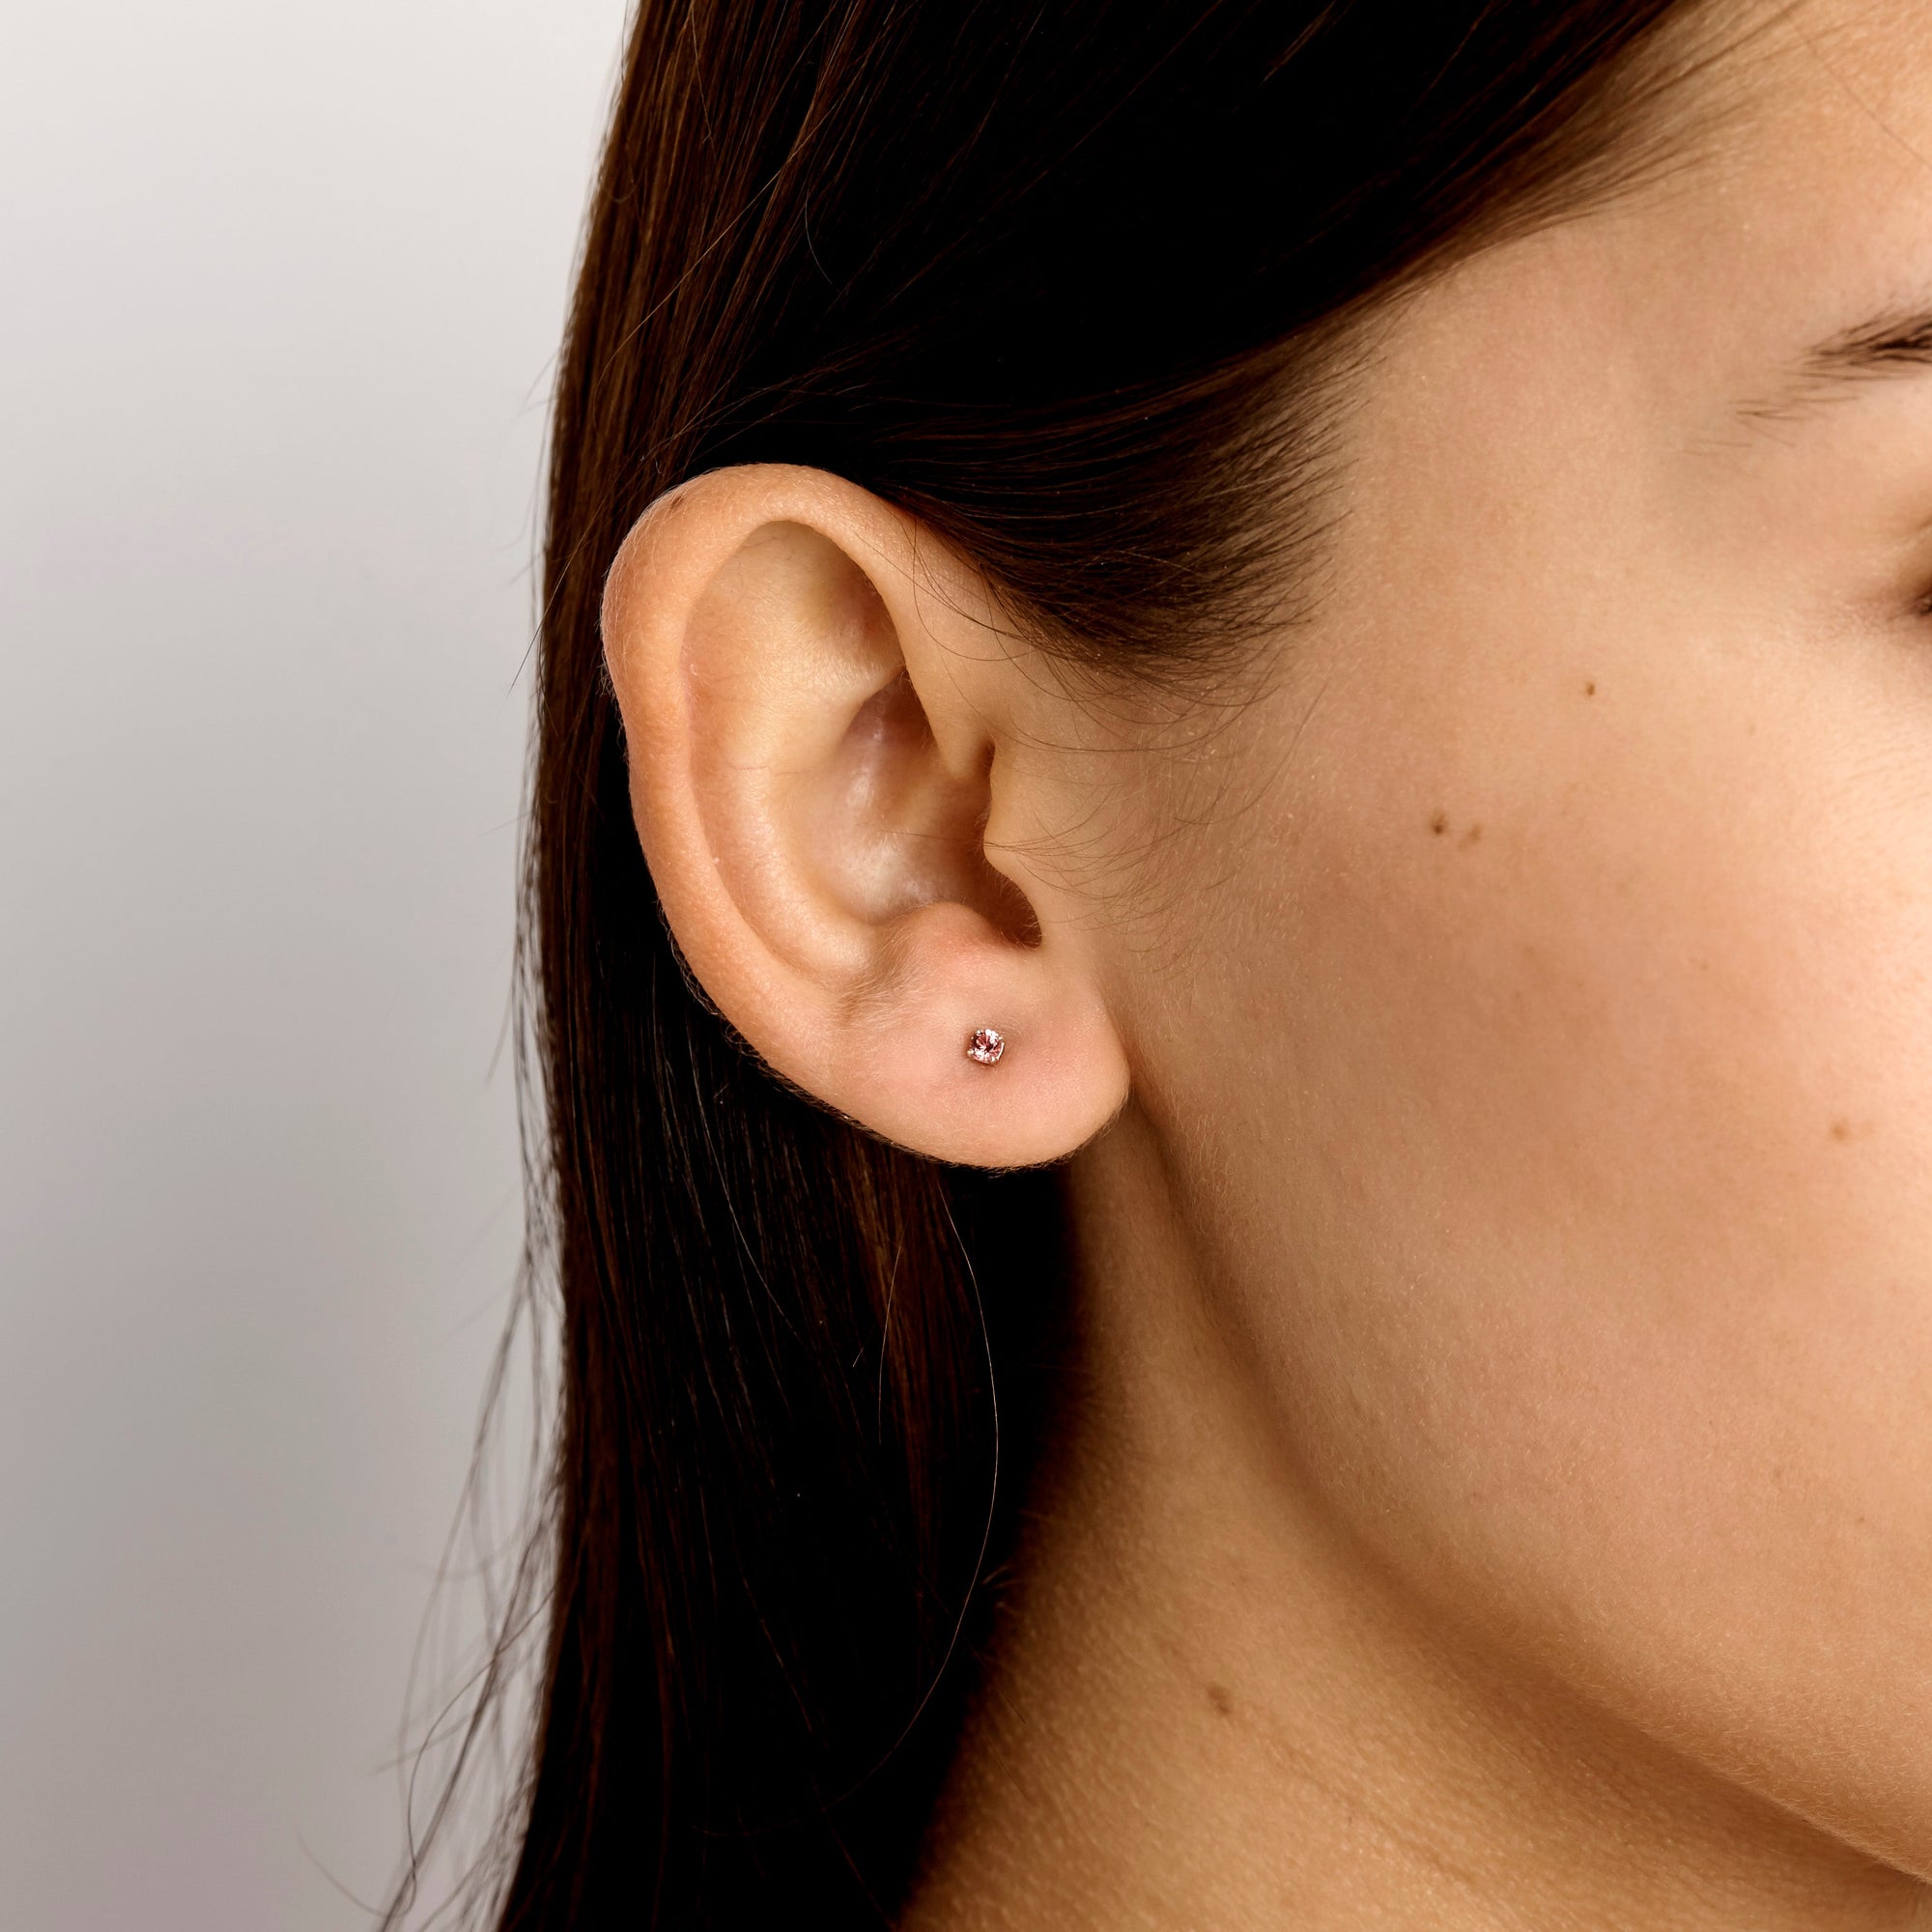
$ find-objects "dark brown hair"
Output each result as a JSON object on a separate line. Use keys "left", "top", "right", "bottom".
{"left": 387, "top": 2, "right": 1722, "bottom": 1925}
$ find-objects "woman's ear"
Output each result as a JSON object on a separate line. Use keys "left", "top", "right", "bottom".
{"left": 600, "top": 463, "right": 1130, "bottom": 1167}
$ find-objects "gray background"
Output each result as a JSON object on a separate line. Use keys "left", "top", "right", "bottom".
{"left": 0, "top": 3, "right": 630, "bottom": 1923}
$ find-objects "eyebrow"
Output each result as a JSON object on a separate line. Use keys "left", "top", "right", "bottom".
{"left": 1806, "top": 309, "right": 1932, "bottom": 380}
{"left": 1736, "top": 307, "right": 1932, "bottom": 424}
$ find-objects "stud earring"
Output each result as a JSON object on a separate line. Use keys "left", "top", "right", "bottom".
{"left": 965, "top": 1027, "right": 1006, "bottom": 1065}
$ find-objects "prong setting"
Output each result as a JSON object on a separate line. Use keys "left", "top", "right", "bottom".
{"left": 965, "top": 1027, "right": 1006, "bottom": 1065}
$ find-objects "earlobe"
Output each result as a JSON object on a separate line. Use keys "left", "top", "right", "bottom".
{"left": 599, "top": 464, "right": 1130, "bottom": 1168}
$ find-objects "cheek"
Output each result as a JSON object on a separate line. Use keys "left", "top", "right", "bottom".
{"left": 1136, "top": 634, "right": 1932, "bottom": 1862}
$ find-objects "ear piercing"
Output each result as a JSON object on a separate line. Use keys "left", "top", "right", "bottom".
{"left": 965, "top": 1027, "right": 1006, "bottom": 1065}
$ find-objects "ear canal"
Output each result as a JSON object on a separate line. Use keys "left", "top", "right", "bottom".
{"left": 781, "top": 613, "right": 1039, "bottom": 952}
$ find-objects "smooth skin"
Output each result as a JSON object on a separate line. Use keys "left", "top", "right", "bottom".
{"left": 602, "top": 0, "right": 1932, "bottom": 1923}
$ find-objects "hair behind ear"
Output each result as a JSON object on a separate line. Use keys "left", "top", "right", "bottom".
{"left": 505, "top": 830, "right": 1068, "bottom": 1919}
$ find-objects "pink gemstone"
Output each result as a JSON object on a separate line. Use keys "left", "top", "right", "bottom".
{"left": 966, "top": 1027, "right": 1006, "bottom": 1065}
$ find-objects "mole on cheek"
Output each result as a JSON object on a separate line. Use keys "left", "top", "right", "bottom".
{"left": 1207, "top": 1684, "right": 1234, "bottom": 1718}
{"left": 1431, "top": 810, "right": 1449, "bottom": 836}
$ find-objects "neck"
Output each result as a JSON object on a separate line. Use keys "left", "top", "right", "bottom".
{"left": 902, "top": 1108, "right": 1925, "bottom": 1932}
